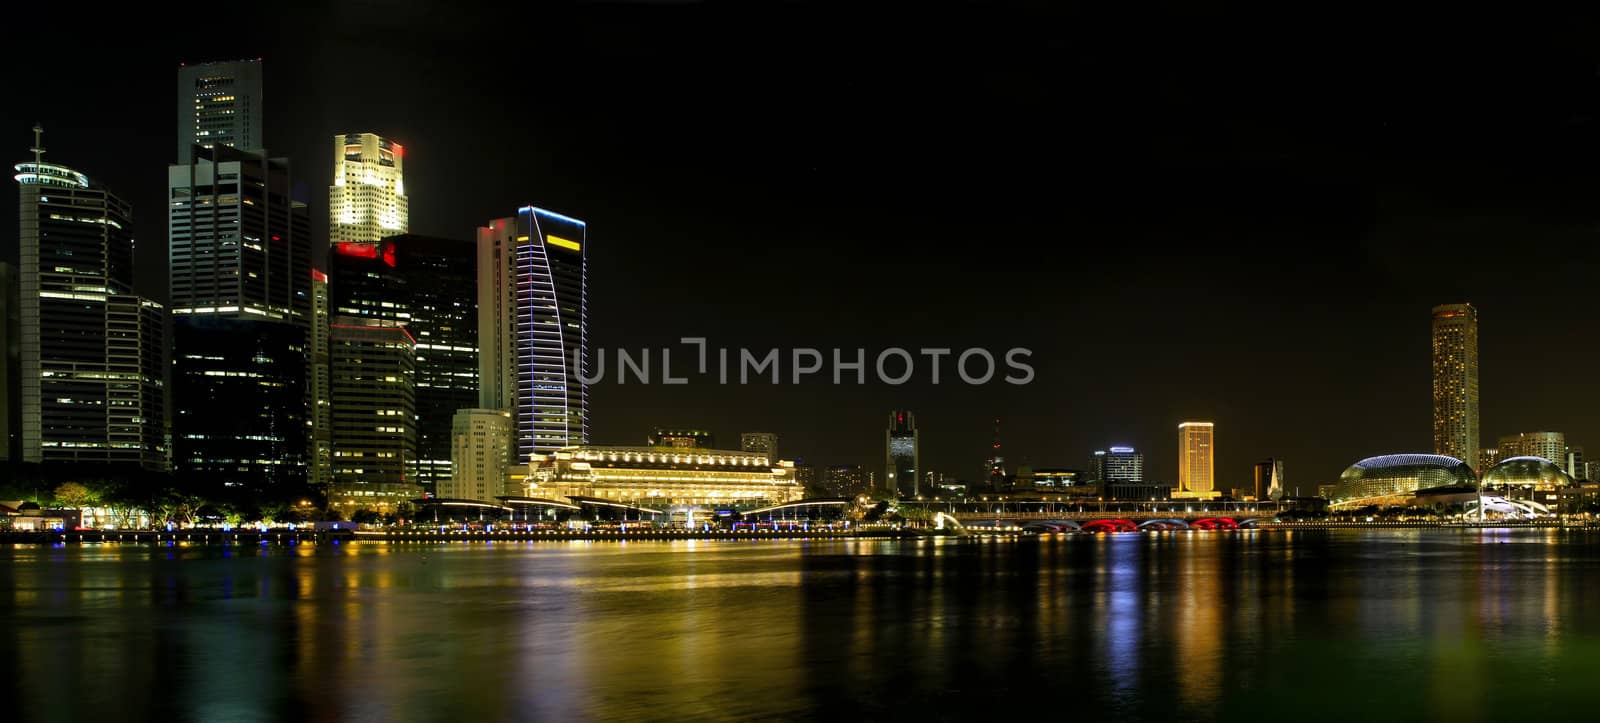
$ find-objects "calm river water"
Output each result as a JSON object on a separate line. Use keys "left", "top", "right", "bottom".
{"left": 6, "top": 529, "right": 1600, "bottom": 721}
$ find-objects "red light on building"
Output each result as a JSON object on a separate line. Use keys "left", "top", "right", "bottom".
{"left": 311, "top": 269, "right": 328, "bottom": 283}
{"left": 382, "top": 243, "right": 396, "bottom": 268}
{"left": 335, "top": 242, "right": 379, "bottom": 260}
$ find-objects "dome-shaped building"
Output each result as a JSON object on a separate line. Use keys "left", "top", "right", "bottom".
{"left": 1330, "top": 454, "right": 1476, "bottom": 507}
{"left": 1480, "top": 456, "right": 1572, "bottom": 496}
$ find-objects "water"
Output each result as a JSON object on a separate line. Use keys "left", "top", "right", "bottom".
{"left": 5, "top": 530, "right": 1600, "bottom": 721}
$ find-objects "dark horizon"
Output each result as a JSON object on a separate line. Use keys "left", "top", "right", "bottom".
{"left": 6, "top": 1, "right": 1600, "bottom": 487}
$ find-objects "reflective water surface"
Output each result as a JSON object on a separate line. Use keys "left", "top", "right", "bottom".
{"left": 7, "top": 530, "right": 1600, "bottom": 721}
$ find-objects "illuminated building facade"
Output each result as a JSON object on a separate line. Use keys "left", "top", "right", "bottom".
{"left": 177, "top": 59, "right": 262, "bottom": 163}
{"left": 1481, "top": 456, "right": 1573, "bottom": 498}
{"left": 14, "top": 143, "right": 168, "bottom": 470}
{"left": 740, "top": 431, "right": 778, "bottom": 459}
{"left": 1014, "top": 467, "right": 1090, "bottom": 495}
{"left": 1175, "top": 422, "right": 1218, "bottom": 499}
{"left": 885, "top": 410, "right": 919, "bottom": 497}
{"left": 649, "top": 429, "right": 715, "bottom": 449}
{"left": 1496, "top": 431, "right": 1565, "bottom": 466}
{"left": 309, "top": 269, "right": 331, "bottom": 486}
{"left": 477, "top": 208, "right": 587, "bottom": 462}
{"left": 331, "top": 234, "right": 477, "bottom": 493}
{"left": 327, "top": 320, "right": 419, "bottom": 512}
{"left": 826, "top": 464, "right": 869, "bottom": 497}
{"left": 328, "top": 133, "right": 407, "bottom": 245}
{"left": 1330, "top": 454, "right": 1475, "bottom": 508}
{"left": 1431, "top": 303, "right": 1478, "bottom": 466}
{"left": 525, "top": 446, "right": 802, "bottom": 507}
{"left": 1093, "top": 447, "right": 1144, "bottom": 486}
{"left": 167, "top": 146, "right": 311, "bottom": 324}
{"left": 168, "top": 145, "right": 311, "bottom": 494}
{"left": 1253, "top": 458, "right": 1284, "bottom": 501}
{"left": 447, "top": 408, "right": 514, "bottom": 502}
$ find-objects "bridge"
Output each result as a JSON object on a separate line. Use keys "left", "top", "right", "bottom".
{"left": 897, "top": 499, "right": 1279, "bottom": 523}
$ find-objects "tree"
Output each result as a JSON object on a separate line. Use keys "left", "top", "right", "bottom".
{"left": 53, "top": 482, "right": 99, "bottom": 509}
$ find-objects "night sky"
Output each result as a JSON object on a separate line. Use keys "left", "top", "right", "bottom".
{"left": 6, "top": 1, "right": 1600, "bottom": 489}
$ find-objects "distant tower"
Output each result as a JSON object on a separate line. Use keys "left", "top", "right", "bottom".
{"left": 740, "top": 432, "right": 778, "bottom": 460}
{"left": 885, "top": 410, "right": 919, "bottom": 497}
{"left": 329, "top": 133, "right": 407, "bottom": 244}
{"left": 177, "top": 59, "right": 264, "bottom": 163}
{"left": 1175, "top": 422, "right": 1218, "bottom": 499}
{"left": 985, "top": 418, "right": 1005, "bottom": 492}
{"left": 1431, "top": 303, "right": 1479, "bottom": 467}
{"left": 1253, "top": 458, "right": 1284, "bottom": 501}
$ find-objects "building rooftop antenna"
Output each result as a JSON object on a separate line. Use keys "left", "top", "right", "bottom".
{"left": 30, "top": 123, "right": 44, "bottom": 164}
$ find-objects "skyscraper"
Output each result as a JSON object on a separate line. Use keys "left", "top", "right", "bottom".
{"left": 309, "top": 269, "right": 331, "bottom": 486}
{"left": 328, "top": 133, "right": 407, "bottom": 244}
{"left": 447, "top": 408, "right": 514, "bottom": 502}
{"left": 330, "top": 234, "right": 477, "bottom": 493}
{"left": 885, "top": 410, "right": 919, "bottom": 497}
{"left": 741, "top": 432, "right": 778, "bottom": 460}
{"left": 14, "top": 132, "right": 168, "bottom": 470}
{"left": 1175, "top": 422, "right": 1217, "bottom": 499}
{"left": 168, "top": 145, "right": 312, "bottom": 498}
{"left": 477, "top": 207, "right": 587, "bottom": 462}
{"left": 1431, "top": 303, "right": 1479, "bottom": 466}
{"left": 327, "top": 320, "right": 418, "bottom": 514}
{"left": 177, "top": 59, "right": 263, "bottom": 164}
{"left": 1092, "top": 447, "right": 1145, "bottom": 485}
{"left": 168, "top": 146, "right": 311, "bottom": 322}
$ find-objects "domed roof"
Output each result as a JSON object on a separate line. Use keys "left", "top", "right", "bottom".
{"left": 1332, "top": 453, "right": 1476, "bottom": 506}
{"left": 1481, "top": 456, "right": 1572, "bottom": 490}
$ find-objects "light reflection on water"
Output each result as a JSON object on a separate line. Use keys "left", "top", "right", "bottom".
{"left": 7, "top": 530, "right": 1600, "bottom": 721}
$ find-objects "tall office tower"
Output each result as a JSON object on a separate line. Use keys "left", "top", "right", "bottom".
{"left": 309, "top": 269, "right": 332, "bottom": 486}
{"left": 1252, "top": 459, "right": 1284, "bottom": 501}
{"left": 984, "top": 418, "right": 1005, "bottom": 492}
{"left": 14, "top": 134, "right": 168, "bottom": 470}
{"left": 177, "top": 59, "right": 263, "bottom": 163}
{"left": 447, "top": 408, "right": 513, "bottom": 502}
{"left": 168, "top": 145, "right": 312, "bottom": 497}
{"left": 0, "top": 261, "right": 17, "bottom": 463}
{"left": 1431, "top": 303, "right": 1479, "bottom": 465}
{"left": 1175, "top": 422, "right": 1218, "bottom": 499}
{"left": 327, "top": 319, "right": 418, "bottom": 514}
{"left": 649, "top": 429, "right": 715, "bottom": 449}
{"left": 1092, "top": 447, "right": 1145, "bottom": 485}
{"left": 168, "top": 146, "right": 311, "bottom": 322}
{"left": 1588, "top": 460, "right": 1600, "bottom": 483}
{"left": 1565, "top": 446, "right": 1584, "bottom": 481}
{"left": 328, "top": 133, "right": 407, "bottom": 244}
{"left": 885, "top": 410, "right": 919, "bottom": 497}
{"left": 331, "top": 234, "right": 476, "bottom": 494}
{"left": 741, "top": 431, "right": 778, "bottom": 460}
{"left": 477, "top": 207, "right": 587, "bottom": 462}
{"left": 1496, "top": 431, "right": 1565, "bottom": 463}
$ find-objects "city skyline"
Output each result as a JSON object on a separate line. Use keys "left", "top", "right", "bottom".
{"left": 6, "top": 4, "right": 1600, "bottom": 487}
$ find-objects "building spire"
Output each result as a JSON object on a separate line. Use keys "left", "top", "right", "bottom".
{"left": 30, "top": 123, "right": 44, "bottom": 164}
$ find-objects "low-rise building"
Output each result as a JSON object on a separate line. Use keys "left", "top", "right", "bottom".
{"left": 523, "top": 446, "right": 804, "bottom": 507}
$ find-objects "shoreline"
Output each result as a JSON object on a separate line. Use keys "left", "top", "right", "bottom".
{"left": 2, "top": 519, "right": 1594, "bottom": 546}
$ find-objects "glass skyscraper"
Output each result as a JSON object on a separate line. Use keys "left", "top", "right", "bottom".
{"left": 885, "top": 410, "right": 919, "bottom": 497}
{"left": 1175, "top": 421, "right": 1217, "bottom": 499}
{"left": 1431, "top": 303, "right": 1479, "bottom": 467}
{"left": 14, "top": 143, "right": 167, "bottom": 470}
{"left": 176, "top": 59, "right": 263, "bottom": 164}
{"left": 477, "top": 207, "right": 587, "bottom": 463}
{"left": 330, "top": 234, "right": 477, "bottom": 493}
